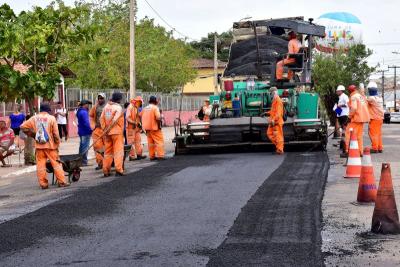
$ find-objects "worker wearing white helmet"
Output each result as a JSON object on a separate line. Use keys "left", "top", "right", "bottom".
{"left": 367, "top": 81, "right": 384, "bottom": 153}
{"left": 334, "top": 85, "right": 350, "bottom": 129}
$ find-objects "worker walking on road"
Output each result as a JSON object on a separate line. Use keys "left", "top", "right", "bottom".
{"left": 367, "top": 82, "right": 384, "bottom": 153}
{"left": 126, "top": 96, "right": 146, "bottom": 161}
{"left": 342, "top": 84, "right": 370, "bottom": 158}
{"left": 333, "top": 85, "right": 349, "bottom": 152}
{"left": 141, "top": 96, "right": 165, "bottom": 160}
{"left": 267, "top": 87, "right": 284, "bottom": 154}
{"left": 276, "top": 30, "right": 301, "bottom": 81}
{"left": 89, "top": 93, "right": 106, "bottom": 170}
{"left": 100, "top": 92, "right": 125, "bottom": 177}
{"left": 20, "top": 103, "right": 69, "bottom": 189}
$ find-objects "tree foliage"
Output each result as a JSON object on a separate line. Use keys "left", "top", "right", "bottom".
{"left": 0, "top": 1, "right": 93, "bottom": 107}
{"left": 66, "top": 1, "right": 196, "bottom": 92}
{"left": 313, "top": 44, "right": 376, "bottom": 124}
{"left": 190, "top": 31, "right": 233, "bottom": 62}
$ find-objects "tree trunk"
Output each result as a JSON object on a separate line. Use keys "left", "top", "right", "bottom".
{"left": 24, "top": 98, "right": 35, "bottom": 165}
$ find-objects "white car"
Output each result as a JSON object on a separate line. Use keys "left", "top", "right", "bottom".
{"left": 390, "top": 112, "right": 400, "bottom": 123}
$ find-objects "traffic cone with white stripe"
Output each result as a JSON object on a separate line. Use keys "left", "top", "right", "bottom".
{"left": 344, "top": 129, "right": 362, "bottom": 178}
{"left": 357, "top": 147, "right": 377, "bottom": 203}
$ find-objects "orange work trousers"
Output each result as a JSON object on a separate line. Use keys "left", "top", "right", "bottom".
{"left": 103, "top": 134, "right": 124, "bottom": 174}
{"left": 146, "top": 130, "right": 165, "bottom": 159}
{"left": 92, "top": 128, "right": 104, "bottom": 167}
{"left": 345, "top": 122, "right": 364, "bottom": 155}
{"left": 267, "top": 124, "right": 284, "bottom": 153}
{"left": 36, "top": 149, "right": 65, "bottom": 187}
{"left": 127, "top": 128, "right": 143, "bottom": 157}
{"left": 369, "top": 119, "right": 383, "bottom": 151}
{"left": 276, "top": 58, "right": 296, "bottom": 80}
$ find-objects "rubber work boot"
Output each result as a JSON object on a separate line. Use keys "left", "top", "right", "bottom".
{"left": 136, "top": 155, "right": 147, "bottom": 160}
{"left": 58, "top": 183, "right": 70, "bottom": 188}
{"left": 115, "top": 172, "right": 124, "bottom": 177}
{"left": 340, "top": 152, "right": 348, "bottom": 158}
{"left": 370, "top": 149, "right": 379, "bottom": 153}
{"left": 379, "top": 150, "right": 383, "bottom": 153}
{"left": 41, "top": 185, "right": 49, "bottom": 190}
{"left": 104, "top": 173, "right": 111, "bottom": 178}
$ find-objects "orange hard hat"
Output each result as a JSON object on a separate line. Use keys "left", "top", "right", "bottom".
{"left": 348, "top": 85, "right": 357, "bottom": 92}
{"left": 130, "top": 96, "right": 144, "bottom": 104}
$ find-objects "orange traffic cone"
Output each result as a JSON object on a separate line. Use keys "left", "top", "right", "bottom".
{"left": 371, "top": 163, "right": 400, "bottom": 234}
{"left": 344, "top": 129, "right": 362, "bottom": 178}
{"left": 357, "top": 147, "right": 377, "bottom": 203}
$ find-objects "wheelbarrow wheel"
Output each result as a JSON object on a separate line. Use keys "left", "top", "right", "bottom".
{"left": 72, "top": 169, "right": 81, "bottom": 182}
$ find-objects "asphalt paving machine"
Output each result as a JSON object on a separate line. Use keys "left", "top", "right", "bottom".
{"left": 174, "top": 17, "right": 328, "bottom": 154}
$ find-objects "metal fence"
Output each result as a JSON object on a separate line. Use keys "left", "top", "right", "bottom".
{"left": 65, "top": 88, "right": 205, "bottom": 111}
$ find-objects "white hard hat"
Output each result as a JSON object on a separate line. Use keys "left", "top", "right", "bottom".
{"left": 359, "top": 83, "right": 365, "bottom": 90}
{"left": 336, "top": 85, "right": 345, "bottom": 91}
{"left": 98, "top": 93, "right": 106, "bottom": 99}
{"left": 367, "top": 81, "right": 378, "bottom": 89}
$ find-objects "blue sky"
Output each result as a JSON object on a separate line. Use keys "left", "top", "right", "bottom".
{"left": 3, "top": 0, "right": 400, "bottom": 77}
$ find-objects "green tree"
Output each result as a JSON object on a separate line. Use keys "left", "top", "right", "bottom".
{"left": 313, "top": 44, "right": 376, "bottom": 124}
{"left": 66, "top": 1, "right": 196, "bottom": 92}
{"left": 190, "top": 31, "right": 233, "bottom": 62}
{"left": 0, "top": 1, "right": 93, "bottom": 164}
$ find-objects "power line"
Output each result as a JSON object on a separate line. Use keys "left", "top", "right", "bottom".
{"left": 142, "top": 0, "right": 199, "bottom": 42}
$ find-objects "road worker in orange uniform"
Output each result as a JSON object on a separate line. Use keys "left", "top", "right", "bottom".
{"left": 367, "top": 82, "right": 384, "bottom": 153}
{"left": 126, "top": 96, "right": 146, "bottom": 161}
{"left": 266, "top": 87, "right": 284, "bottom": 154}
{"left": 89, "top": 93, "right": 106, "bottom": 170}
{"left": 20, "top": 103, "right": 69, "bottom": 189}
{"left": 276, "top": 30, "right": 301, "bottom": 81}
{"left": 141, "top": 96, "right": 165, "bottom": 160}
{"left": 341, "top": 84, "right": 370, "bottom": 158}
{"left": 100, "top": 92, "right": 125, "bottom": 177}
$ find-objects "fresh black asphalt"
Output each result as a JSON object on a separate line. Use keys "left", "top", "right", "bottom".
{"left": 0, "top": 152, "right": 328, "bottom": 266}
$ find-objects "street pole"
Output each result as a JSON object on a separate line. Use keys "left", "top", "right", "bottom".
{"left": 389, "top": 66, "right": 399, "bottom": 111}
{"left": 378, "top": 70, "right": 388, "bottom": 107}
{"left": 129, "top": 0, "right": 136, "bottom": 98}
{"left": 213, "top": 33, "right": 218, "bottom": 95}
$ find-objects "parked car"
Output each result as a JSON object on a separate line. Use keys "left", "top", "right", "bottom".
{"left": 390, "top": 112, "right": 400, "bottom": 123}
{"left": 384, "top": 111, "right": 391, "bottom": 124}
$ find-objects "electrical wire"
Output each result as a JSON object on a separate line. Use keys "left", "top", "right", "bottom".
{"left": 142, "top": 0, "right": 199, "bottom": 42}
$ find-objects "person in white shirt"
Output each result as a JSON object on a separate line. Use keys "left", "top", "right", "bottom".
{"left": 55, "top": 101, "right": 68, "bottom": 141}
{"left": 334, "top": 85, "right": 349, "bottom": 130}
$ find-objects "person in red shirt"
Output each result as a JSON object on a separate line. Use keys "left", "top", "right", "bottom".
{"left": 0, "top": 118, "right": 15, "bottom": 167}
{"left": 276, "top": 31, "right": 301, "bottom": 81}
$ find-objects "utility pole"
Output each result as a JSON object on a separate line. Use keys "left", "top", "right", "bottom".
{"left": 389, "top": 66, "right": 400, "bottom": 111}
{"left": 129, "top": 0, "right": 136, "bottom": 98}
{"left": 213, "top": 33, "right": 219, "bottom": 95}
{"left": 377, "top": 70, "right": 388, "bottom": 107}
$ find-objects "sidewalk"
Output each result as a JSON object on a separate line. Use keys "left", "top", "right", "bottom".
{"left": 323, "top": 124, "right": 400, "bottom": 266}
{"left": 0, "top": 127, "right": 176, "bottom": 179}
{"left": 0, "top": 127, "right": 176, "bottom": 223}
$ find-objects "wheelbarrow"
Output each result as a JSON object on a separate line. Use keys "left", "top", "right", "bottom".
{"left": 46, "top": 154, "right": 83, "bottom": 185}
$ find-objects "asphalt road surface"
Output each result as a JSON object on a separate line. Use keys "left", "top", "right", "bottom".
{"left": 0, "top": 152, "right": 329, "bottom": 267}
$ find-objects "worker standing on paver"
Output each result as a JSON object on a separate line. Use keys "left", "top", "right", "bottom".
{"left": 341, "top": 84, "right": 370, "bottom": 158}
{"left": 100, "top": 92, "right": 125, "bottom": 177}
{"left": 202, "top": 99, "right": 212, "bottom": 122}
{"left": 140, "top": 96, "right": 165, "bottom": 160}
{"left": 89, "top": 93, "right": 106, "bottom": 170}
{"left": 20, "top": 103, "right": 69, "bottom": 189}
{"left": 367, "top": 82, "right": 384, "bottom": 153}
{"left": 126, "top": 96, "right": 146, "bottom": 161}
{"left": 266, "top": 87, "right": 284, "bottom": 154}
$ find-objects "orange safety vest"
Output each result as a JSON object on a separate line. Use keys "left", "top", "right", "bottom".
{"left": 20, "top": 112, "right": 60, "bottom": 149}
{"left": 100, "top": 102, "right": 124, "bottom": 135}
{"left": 126, "top": 104, "right": 141, "bottom": 129}
{"left": 140, "top": 104, "right": 161, "bottom": 131}
{"left": 269, "top": 95, "right": 284, "bottom": 125}
{"left": 368, "top": 96, "right": 384, "bottom": 120}
{"left": 349, "top": 92, "right": 370, "bottom": 123}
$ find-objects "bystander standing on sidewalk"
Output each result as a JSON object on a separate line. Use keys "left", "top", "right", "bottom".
{"left": 76, "top": 100, "right": 93, "bottom": 166}
{"left": 55, "top": 102, "right": 68, "bottom": 141}
{"left": 9, "top": 105, "right": 26, "bottom": 144}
